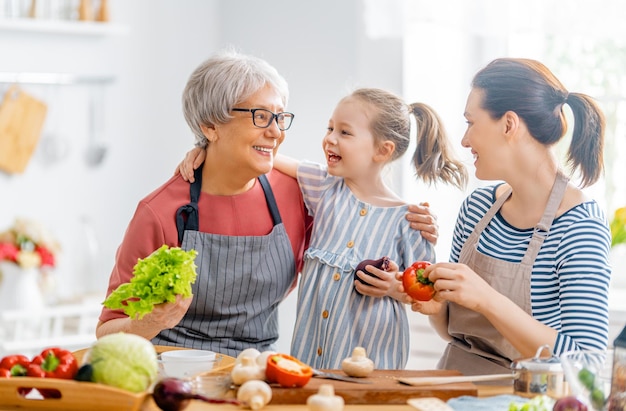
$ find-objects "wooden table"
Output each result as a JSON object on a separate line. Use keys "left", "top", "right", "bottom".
{"left": 139, "top": 384, "right": 515, "bottom": 410}
{"left": 0, "top": 344, "right": 516, "bottom": 411}
{"left": 0, "top": 377, "right": 514, "bottom": 411}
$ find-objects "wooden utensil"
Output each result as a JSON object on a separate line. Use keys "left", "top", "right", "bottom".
{"left": 397, "top": 372, "right": 518, "bottom": 386}
{"left": 0, "top": 85, "right": 47, "bottom": 174}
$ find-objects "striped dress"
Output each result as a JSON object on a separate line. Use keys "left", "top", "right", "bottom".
{"left": 290, "top": 161, "right": 434, "bottom": 369}
{"left": 450, "top": 184, "right": 612, "bottom": 354}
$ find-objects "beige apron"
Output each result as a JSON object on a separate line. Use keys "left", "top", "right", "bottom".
{"left": 438, "top": 172, "right": 569, "bottom": 376}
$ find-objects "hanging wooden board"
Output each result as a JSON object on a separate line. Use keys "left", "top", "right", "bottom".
{"left": 0, "top": 85, "right": 48, "bottom": 174}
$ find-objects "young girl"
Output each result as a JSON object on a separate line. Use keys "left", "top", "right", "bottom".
{"left": 178, "top": 88, "right": 466, "bottom": 369}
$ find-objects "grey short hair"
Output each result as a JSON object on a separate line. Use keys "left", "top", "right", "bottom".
{"left": 182, "top": 50, "right": 290, "bottom": 148}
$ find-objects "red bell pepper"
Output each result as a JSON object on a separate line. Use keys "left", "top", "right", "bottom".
{"left": 26, "top": 347, "right": 78, "bottom": 380}
{"left": 402, "top": 261, "right": 435, "bottom": 301}
{"left": 266, "top": 353, "right": 313, "bottom": 388}
{"left": 1, "top": 354, "right": 34, "bottom": 396}
{"left": 0, "top": 354, "right": 30, "bottom": 377}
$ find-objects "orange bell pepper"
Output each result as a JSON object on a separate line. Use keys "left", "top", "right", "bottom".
{"left": 265, "top": 353, "right": 313, "bottom": 388}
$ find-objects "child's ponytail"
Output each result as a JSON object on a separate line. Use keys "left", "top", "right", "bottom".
{"left": 410, "top": 103, "right": 468, "bottom": 189}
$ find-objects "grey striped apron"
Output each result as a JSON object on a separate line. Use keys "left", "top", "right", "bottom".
{"left": 152, "top": 164, "right": 296, "bottom": 358}
{"left": 438, "top": 172, "right": 569, "bottom": 376}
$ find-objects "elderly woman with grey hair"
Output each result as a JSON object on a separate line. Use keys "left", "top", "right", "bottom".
{"left": 97, "top": 50, "right": 311, "bottom": 356}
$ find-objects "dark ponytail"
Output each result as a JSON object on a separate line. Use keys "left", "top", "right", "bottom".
{"left": 473, "top": 58, "right": 605, "bottom": 187}
{"left": 565, "top": 93, "right": 605, "bottom": 187}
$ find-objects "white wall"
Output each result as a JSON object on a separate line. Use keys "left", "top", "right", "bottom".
{"left": 0, "top": 0, "right": 409, "bottom": 358}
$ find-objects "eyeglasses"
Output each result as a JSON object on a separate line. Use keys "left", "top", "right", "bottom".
{"left": 232, "top": 108, "right": 295, "bottom": 131}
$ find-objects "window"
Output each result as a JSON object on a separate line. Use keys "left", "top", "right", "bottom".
{"left": 402, "top": 0, "right": 626, "bottom": 259}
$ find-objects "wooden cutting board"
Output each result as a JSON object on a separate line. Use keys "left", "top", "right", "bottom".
{"left": 269, "top": 370, "right": 478, "bottom": 404}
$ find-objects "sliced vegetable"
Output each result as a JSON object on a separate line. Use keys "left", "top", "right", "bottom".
{"left": 103, "top": 245, "right": 198, "bottom": 319}
{"left": 402, "top": 261, "right": 435, "bottom": 301}
{"left": 265, "top": 353, "right": 313, "bottom": 388}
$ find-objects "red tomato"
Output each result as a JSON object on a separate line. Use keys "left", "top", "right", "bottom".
{"left": 402, "top": 261, "right": 435, "bottom": 301}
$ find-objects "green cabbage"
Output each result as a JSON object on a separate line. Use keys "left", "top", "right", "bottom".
{"left": 103, "top": 245, "right": 198, "bottom": 319}
{"left": 86, "top": 333, "right": 158, "bottom": 393}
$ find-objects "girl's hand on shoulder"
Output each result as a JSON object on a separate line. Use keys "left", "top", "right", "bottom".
{"left": 174, "top": 147, "right": 206, "bottom": 182}
{"left": 406, "top": 202, "right": 438, "bottom": 245}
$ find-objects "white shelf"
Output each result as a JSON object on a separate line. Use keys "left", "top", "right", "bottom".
{"left": 0, "top": 17, "right": 128, "bottom": 36}
{"left": 0, "top": 72, "right": 115, "bottom": 86}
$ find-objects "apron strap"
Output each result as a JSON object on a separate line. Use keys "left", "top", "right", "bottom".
{"left": 258, "top": 174, "right": 282, "bottom": 225}
{"left": 176, "top": 164, "right": 203, "bottom": 244}
{"left": 521, "top": 171, "right": 569, "bottom": 266}
{"left": 175, "top": 168, "right": 282, "bottom": 244}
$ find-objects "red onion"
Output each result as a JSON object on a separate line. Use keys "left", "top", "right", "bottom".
{"left": 152, "top": 378, "right": 241, "bottom": 411}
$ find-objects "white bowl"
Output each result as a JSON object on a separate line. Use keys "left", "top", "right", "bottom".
{"left": 159, "top": 349, "right": 217, "bottom": 378}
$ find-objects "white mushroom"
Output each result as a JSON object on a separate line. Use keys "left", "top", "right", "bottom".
{"left": 235, "top": 348, "right": 261, "bottom": 364}
{"left": 231, "top": 356, "right": 265, "bottom": 385}
{"left": 237, "top": 379, "right": 273, "bottom": 410}
{"left": 256, "top": 350, "right": 277, "bottom": 373}
{"left": 341, "top": 347, "right": 374, "bottom": 378}
{"left": 307, "top": 384, "right": 344, "bottom": 411}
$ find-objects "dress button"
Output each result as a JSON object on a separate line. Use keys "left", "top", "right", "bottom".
{"left": 322, "top": 310, "right": 329, "bottom": 319}
{"left": 360, "top": 208, "right": 367, "bottom": 216}
{"left": 317, "top": 347, "right": 323, "bottom": 356}
{"left": 333, "top": 273, "right": 340, "bottom": 281}
{"left": 347, "top": 240, "right": 354, "bottom": 248}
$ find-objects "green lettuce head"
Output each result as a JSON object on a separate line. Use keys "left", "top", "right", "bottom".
{"left": 103, "top": 245, "right": 198, "bottom": 319}
{"left": 86, "top": 332, "right": 158, "bottom": 393}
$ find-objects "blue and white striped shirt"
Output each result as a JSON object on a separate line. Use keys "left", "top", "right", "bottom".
{"left": 450, "top": 184, "right": 612, "bottom": 354}
{"left": 290, "top": 161, "right": 434, "bottom": 369}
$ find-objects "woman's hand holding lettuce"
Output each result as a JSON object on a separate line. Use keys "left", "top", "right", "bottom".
{"left": 103, "top": 245, "right": 198, "bottom": 319}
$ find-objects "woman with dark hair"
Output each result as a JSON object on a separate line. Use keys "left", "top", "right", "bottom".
{"left": 405, "top": 58, "right": 612, "bottom": 376}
